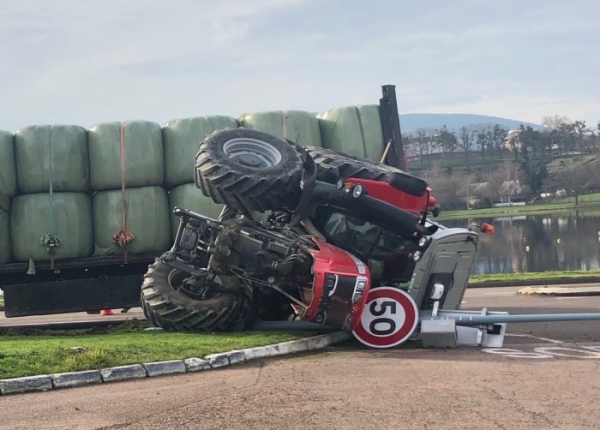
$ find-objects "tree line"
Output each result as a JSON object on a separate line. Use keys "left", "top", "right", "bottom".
{"left": 402, "top": 116, "right": 600, "bottom": 210}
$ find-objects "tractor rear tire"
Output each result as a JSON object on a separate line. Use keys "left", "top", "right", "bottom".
{"left": 195, "top": 128, "right": 305, "bottom": 213}
{"left": 305, "top": 146, "right": 428, "bottom": 197}
{"left": 141, "top": 259, "right": 251, "bottom": 332}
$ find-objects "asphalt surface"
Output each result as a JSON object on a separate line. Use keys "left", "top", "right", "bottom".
{"left": 1, "top": 285, "right": 600, "bottom": 429}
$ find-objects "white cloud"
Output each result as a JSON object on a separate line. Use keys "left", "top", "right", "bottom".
{"left": 0, "top": 0, "right": 598, "bottom": 130}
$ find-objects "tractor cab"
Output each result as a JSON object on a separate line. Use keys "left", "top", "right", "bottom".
{"left": 311, "top": 206, "right": 419, "bottom": 285}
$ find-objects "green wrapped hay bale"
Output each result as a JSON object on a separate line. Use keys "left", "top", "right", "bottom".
{"left": 238, "top": 110, "right": 322, "bottom": 148}
{"left": 162, "top": 116, "right": 238, "bottom": 188}
{"left": 10, "top": 193, "right": 93, "bottom": 262}
{"left": 0, "top": 202, "right": 10, "bottom": 264}
{"left": 93, "top": 186, "right": 171, "bottom": 256}
{"left": 14, "top": 125, "right": 89, "bottom": 194}
{"left": 89, "top": 121, "right": 164, "bottom": 191}
{"left": 168, "top": 183, "right": 224, "bottom": 237}
{"left": 0, "top": 130, "right": 17, "bottom": 209}
{"left": 317, "top": 105, "right": 385, "bottom": 161}
{"left": 1, "top": 130, "right": 16, "bottom": 262}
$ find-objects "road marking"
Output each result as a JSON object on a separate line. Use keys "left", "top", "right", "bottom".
{"left": 535, "top": 346, "right": 600, "bottom": 358}
{"left": 555, "top": 297, "right": 587, "bottom": 300}
{"left": 505, "top": 333, "right": 563, "bottom": 344}
{"left": 485, "top": 292, "right": 515, "bottom": 296}
{"left": 483, "top": 345, "right": 600, "bottom": 359}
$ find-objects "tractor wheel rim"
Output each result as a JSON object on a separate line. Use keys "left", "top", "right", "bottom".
{"left": 223, "top": 138, "right": 283, "bottom": 168}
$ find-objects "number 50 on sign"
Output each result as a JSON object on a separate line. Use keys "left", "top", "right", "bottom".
{"left": 353, "top": 287, "right": 419, "bottom": 348}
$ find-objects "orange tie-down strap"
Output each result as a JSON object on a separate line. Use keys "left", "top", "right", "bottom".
{"left": 112, "top": 121, "right": 135, "bottom": 260}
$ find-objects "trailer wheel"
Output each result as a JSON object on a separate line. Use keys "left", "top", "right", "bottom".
{"left": 195, "top": 128, "right": 305, "bottom": 213}
{"left": 141, "top": 259, "right": 251, "bottom": 332}
{"left": 305, "top": 146, "right": 428, "bottom": 197}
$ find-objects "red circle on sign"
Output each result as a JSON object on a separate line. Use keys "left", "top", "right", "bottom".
{"left": 352, "top": 287, "right": 418, "bottom": 348}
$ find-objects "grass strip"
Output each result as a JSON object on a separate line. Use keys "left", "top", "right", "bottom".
{"left": 437, "top": 192, "right": 600, "bottom": 220}
{"left": 0, "top": 321, "right": 318, "bottom": 380}
{"left": 469, "top": 270, "right": 600, "bottom": 284}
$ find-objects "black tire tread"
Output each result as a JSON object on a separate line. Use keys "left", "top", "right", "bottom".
{"left": 140, "top": 259, "right": 251, "bottom": 332}
{"left": 305, "top": 146, "right": 428, "bottom": 197}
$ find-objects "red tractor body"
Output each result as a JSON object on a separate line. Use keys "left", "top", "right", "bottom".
{"left": 303, "top": 238, "right": 372, "bottom": 331}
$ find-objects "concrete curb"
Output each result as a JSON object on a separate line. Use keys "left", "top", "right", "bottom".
{"left": 0, "top": 375, "right": 53, "bottom": 395}
{"left": 517, "top": 286, "right": 600, "bottom": 296}
{"left": 51, "top": 370, "right": 102, "bottom": 389}
{"left": 0, "top": 331, "right": 352, "bottom": 396}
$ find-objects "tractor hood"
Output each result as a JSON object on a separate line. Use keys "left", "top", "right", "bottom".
{"left": 310, "top": 181, "right": 429, "bottom": 240}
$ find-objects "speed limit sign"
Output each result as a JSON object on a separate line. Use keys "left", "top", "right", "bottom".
{"left": 352, "top": 287, "right": 419, "bottom": 348}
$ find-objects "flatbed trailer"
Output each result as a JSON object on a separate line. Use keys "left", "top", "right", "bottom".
{"left": 0, "top": 85, "right": 408, "bottom": 319}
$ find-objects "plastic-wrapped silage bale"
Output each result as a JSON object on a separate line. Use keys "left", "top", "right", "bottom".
{"left": 92, "top": 186, "right": 171, "bottom": 256}
{"left": 0, "top": 203, "right": 9, "bottom": 264}
{"left": 0, "top": 130, "right": 16, "bottom": 263}
{"left": 89, "top": 121, "right": 164, "bottom": 190}
{"left": 10, "top": 193, "right": 93, "bottom": 262}
{"left": 168, "top": 183, "right": 224, "bottom": 237}
{"left": 162, "top": 116, "right": 239, "bottom": 188}
{"left": 238, "top": 110, "right": 322, "bottom": 148}
{"left": 317, "top": 105, "right": 385, "bottom": 161}
{"left": 14, "top": 125, "right": 90, "bottom": 193}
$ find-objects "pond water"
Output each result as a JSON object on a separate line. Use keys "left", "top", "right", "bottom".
{"left": 441, "top": 212, "right": 600, "bottom": 275}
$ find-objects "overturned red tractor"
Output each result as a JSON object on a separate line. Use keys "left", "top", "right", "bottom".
{"left": 140, "top": 127, "right": 453, "bottom": 337}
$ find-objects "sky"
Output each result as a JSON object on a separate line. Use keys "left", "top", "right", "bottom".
{"left": 0, "top": 0, "right": 599, "bottom": 132}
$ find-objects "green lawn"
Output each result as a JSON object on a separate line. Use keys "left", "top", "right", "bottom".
{"left": 556, "top": 192, "right": 600, "bottom": 204}
{"left": 438, "top": 193, "right": 600, "bottom": 220}
{"left": 469, "top": 270, "right": 600, "bottom": 284}
{"left": 0, "top": 323, "right": 318, "bottom": 380}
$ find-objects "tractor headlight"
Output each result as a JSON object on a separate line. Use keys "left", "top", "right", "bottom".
{"left": 413, "top": 250, "right": 423, "bottom": 262}
{"left": 418, "top": 236, "right": 429, "bottom": 248}
{"left": 325, "top": 274, "right": 338, "bottom": 297}
{"left": 356, "top": 279, "right": 366, "bottom": 292}
{"left": 352, "top": 277, "right": 367, "bottom": 304}
{"left": 352, "top": 184, "right": 366, "bottom": 198}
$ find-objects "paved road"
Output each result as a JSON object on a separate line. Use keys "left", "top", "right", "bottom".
{"left": 0, "top": 308, "right": 146, "bottom": 328}
{"left": 2, "top": 287, "right": 600, "bottom": 429}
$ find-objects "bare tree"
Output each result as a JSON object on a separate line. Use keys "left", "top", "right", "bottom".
{"left": 437, "top": 125, "right": 457, "bottom": 155}
{"left": 490, "top": 124, "right": 508, "bottom": 151}
{"left": 457, "top": 126, "right": 474, "bottom": 161}
{"left": 485, "top": 160, "right": 523, "bottom": 203}
{"left": 551, "top": 158, "right": 598, "bottom": 204}
{"left": 542, "top": 115, "right": 571, "bottom": 131}
{"left": 421, "top": 163, "right": 467, "bottom": 210}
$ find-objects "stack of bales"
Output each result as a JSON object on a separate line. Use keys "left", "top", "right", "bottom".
{"left": 10, "top": 125, "right": 93, "bottom": 264}
{"left": 316, "top": 105, "right": 385, "bottom": 161}
{"left": 0, "top": 101, "right": 389, "bottom": 269}
{"left": 89, "top": 121, "right": 171, "bottom": 257}
{"left": 238, "top": 110, "right": 322, "bottom": 148}
{"left": 0, "top": 130, "right": 16, "bottom": 264}
{"left": 162, "top": 115, "right": 238, "bottom": 236}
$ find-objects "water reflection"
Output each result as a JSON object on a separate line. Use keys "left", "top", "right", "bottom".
{"left": 442, "top": 212, "right": 600, "bottom": 274}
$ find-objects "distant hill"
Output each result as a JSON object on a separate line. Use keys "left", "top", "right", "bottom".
{"left": 399, "top": 113, "right": 542, "bottom": 133}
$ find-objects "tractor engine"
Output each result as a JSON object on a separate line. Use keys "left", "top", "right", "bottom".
{"left": 209, "top": 221, "right": 316, "bottom": 293}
